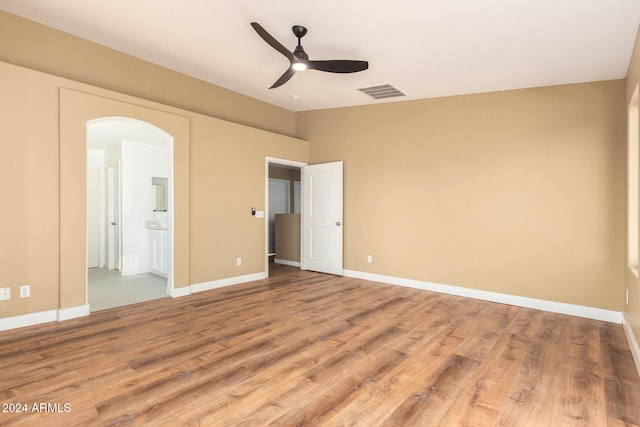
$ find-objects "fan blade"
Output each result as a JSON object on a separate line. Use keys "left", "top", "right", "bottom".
{"left": 270, "top": 68, "right": 296, "bottom": 89}
{"left": 251, "top": 22, "right": 294, "bottom": 62}
{"left": 307, "top": 60, "right": 369, "bottom": 73}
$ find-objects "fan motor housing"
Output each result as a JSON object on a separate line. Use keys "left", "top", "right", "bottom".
{"left": 294, "top": 45, "right": 308, "bottom": 60}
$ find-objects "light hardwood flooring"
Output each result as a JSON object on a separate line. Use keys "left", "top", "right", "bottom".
{"left": 0, "top": 264, "right": 639, "bottom": 426}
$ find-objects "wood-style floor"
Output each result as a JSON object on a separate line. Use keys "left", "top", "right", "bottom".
{"left": 1, "top": 264, "right": 639, "bottom": 426}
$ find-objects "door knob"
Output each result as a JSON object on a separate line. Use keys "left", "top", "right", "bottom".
{"left": 336, "top": 221, "right": 342, "bottom": 226}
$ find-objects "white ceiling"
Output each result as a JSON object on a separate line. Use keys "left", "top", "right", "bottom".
{"left": 2, "top": 1, "right": 640, "bottom": 112}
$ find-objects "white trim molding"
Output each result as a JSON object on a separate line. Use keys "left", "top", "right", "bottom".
{"left": 344, "top": 270, "right": 623, "bottom": 324}
{"left": 0, "top": 304, "right": 90, "bottom": 332}
{"left": 274, "top": 259, "right": 301, "bottom": 267}
{"left": 190, "top": 272, "right": 268, "bottom": 294}
{"left": 0, "top": 310, "right": 58, "bottom": 332}
{"left": 58, "top": 304, "right": 90, "bottom": 321}
{"left": 623, "top": 314, "right": 640, "bottom": 378}
{"left": 169, "top": 285, "right": 191, "bottom": 298}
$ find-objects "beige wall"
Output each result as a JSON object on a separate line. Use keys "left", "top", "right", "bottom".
{"left": 1, "top": 62, "right": 60, "bottom": 316}
{"left": 297, "top": 80, "right": 626, "bottom": 311}
{"left": 0, "top": 61, "right": 308, "bottom": 318}
{"left": 189, "top": 116, "right": 308, "bottom": 284}
{"left": 626, "top": 27, "right": 640, "bottom": 355}
{"left": 275, "top": 214, "right": 301, "bottom": 263}
{"left": 0, "top": 11, "right": 296, "bottom": 137}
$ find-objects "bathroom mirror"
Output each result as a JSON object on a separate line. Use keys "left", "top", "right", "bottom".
{"left": 151, "top": 177, "right": 168, "bottom": 212}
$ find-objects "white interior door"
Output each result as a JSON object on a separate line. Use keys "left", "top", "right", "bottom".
{"left": 301, "top": 161, "right": 343, "bottom": 275}
{"left": 87, "top": 169, "right": 100, "bottom": 268}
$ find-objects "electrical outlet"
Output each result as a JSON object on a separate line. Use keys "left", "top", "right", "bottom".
{"left": 20, "top": 285, "right": 30, "bottom": 298}
{"left": 367, "top": 255, "right": 372, "bottom": 264}
{"left": 0, "top": 287, "right": 10, "bottom": 301}
{"left": 236, "top": 257, "right": 242, "bottom": 266}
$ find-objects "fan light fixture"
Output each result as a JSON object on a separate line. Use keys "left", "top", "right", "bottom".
{"left": 292, "top": 61, "right": 307, "bottom": 71}
{"left": 250, "top": 22, "right": 368, "bottom": 89}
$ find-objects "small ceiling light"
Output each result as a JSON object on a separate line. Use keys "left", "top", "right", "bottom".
{"left": 292, "top": 61, "right": 307, "bottom": 72}
{"left": 290, "top": 95, "right": 301, "bottom": 101}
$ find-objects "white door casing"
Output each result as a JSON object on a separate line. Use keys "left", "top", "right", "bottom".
{"left": 301, "top": 161, "right": 343, "bottom": 275}
{"left": 87, "top": 169, "right": 100, "bottom": 268}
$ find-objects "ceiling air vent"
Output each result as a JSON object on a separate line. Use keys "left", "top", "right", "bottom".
{"left": 357, "top": 84, "right": 406, "bottom": 100}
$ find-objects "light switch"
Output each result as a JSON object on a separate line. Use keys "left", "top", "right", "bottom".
{"left": 255, "top": 210, "right": 264, "bottom": 218}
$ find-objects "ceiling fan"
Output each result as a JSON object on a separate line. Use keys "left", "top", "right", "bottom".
{"left": 250, "top": 22, "right": 369, "bottom": 89}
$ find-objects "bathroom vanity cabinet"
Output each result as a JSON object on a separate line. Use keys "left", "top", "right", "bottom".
{"left": 148, "top": 229, "right": 169, "bottom": 277}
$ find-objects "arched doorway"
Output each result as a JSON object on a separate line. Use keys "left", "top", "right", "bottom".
{"left": 86, "top": 117, "right": 174, "bottom": 311}
{"left": 59, "top": 88, "right": 190, "bottom": 320}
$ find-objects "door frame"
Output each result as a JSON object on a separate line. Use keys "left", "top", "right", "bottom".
{"left": 265, "top": 157, "right": 307, "bottom": 275}
{"left": 86, "top": 168, "right": 101, "bottom": 269}
{"left": 86, "top": 117, "right": 175, "bottom": 304}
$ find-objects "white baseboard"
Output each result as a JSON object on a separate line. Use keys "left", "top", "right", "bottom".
{"left": 623, "top": 314, "right": 640, "bottom": 379}
{"left": 0, "top": 310, "right": 58, "bottom": 332}
{"left": 274, "top": 259, "right": 300, "bottom": 267}
{"left": 344, "top": 270, "right": 622, "bottom": 324}
{"left": 190, "top": 272, "right": 268, "bottom": 294}
{"left": 169, "top": 285, "right": 191, "bottom": 298}
{"left": 0, "top": 305, "right": 90, "bottom": 331}
{"left": 120, "top": 268, "right": 150, "bottom": 276}
{"left": 58, "top": 304, "right": 90, "bottom": 321}
{"left": 0, "top": 304, "right": 90, "bottom": 332}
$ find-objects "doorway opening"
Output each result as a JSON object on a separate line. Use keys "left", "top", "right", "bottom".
{"left": 266, "top": 158, "right": 306, "bottom": 276}
{"left": 265, "top": 158, "right": 344, "bottom": 277}
{"left": 86, "top": 117, "right": 174, "bottom": 311}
